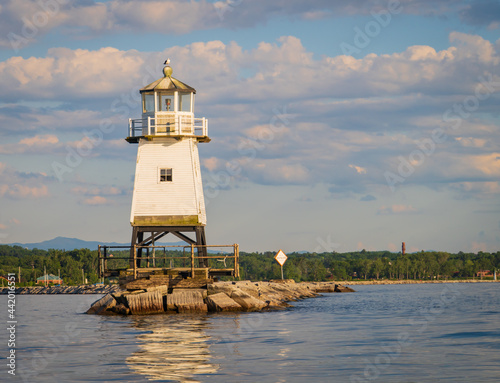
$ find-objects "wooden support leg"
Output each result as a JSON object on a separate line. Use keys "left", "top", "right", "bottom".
{"left": 130, "top": 227, "right": 138, "bottom": 269}
{"left": 196, "top": 226, "right": 208, "bottom": 268}
{"left": 136, "top": 231, "right": 144, "bottom": 268}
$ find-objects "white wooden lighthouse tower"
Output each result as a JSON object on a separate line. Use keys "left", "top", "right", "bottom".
{"left": 126, "top": 60, "right": 210, "bottom": 267}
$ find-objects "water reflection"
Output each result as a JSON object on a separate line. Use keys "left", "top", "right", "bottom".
{"left": 126, "top": 316, "right": 218, "bottom": 382}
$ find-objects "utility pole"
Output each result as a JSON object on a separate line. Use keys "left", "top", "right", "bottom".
{"left": 82, "top": 268, "right": 85, "bottom": 285}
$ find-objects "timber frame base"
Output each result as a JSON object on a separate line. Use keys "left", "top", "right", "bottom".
{"left": 130, "top": 226, "right": 209, "bottom": 268}
{"left": 97, "top": 227, "right": 239, "bottom": 280}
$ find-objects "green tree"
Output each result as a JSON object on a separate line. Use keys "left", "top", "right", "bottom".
{"left": 358, "top": 259, "right": 372, "bottom": 280}
{"left": 372, "top": 258, "right": 384, "bottom": 279}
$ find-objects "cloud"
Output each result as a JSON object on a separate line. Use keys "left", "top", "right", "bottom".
{"left": 377, "top": 204, "right": 419, "bottom": 215}
{"left": 360, "top": 194, "right": 376, "bottom": 202}
{"left": 19, "top": 135, "right": 58, "bottom": 146}
{"left": 2, "top": 0, "right": 495, "bottom": 49}
{"left": 460, "top": 0, "right": 500, "bottom": 30}
{"left": 0, "top": 134, "right": 59, "bottom": 154}
{"left": 203, "top": 157, "right": 220, "bottom": 172}
{"left": 449, "top": 31, "right": 498, "bottom": 62}
{"left": 0, "top": 33, "right": 498, "bottom": 200}
{"left": 70, "top": 184, "right": 127, "bottom": 206}
{"left": 450, "top": 181, "right": 500, "bottom": 199}
{"left": 71, "top": 185, "right": 126, "bottom": 196}
{"left": 0, "top": 0, "right": 68, "bottom": 49}
{"left": 427, "top": 152, "right": 500, "bottom": 185}
{"left": 1, "top": 33, "right": 498, "bottom": 104}
{"left": 2, "top": 32, "right": 498, "bottom": 124}
{"left": 297, "top": 195, "right": 312, "bottom": 202}
{"left": 82, "top": 195, "right": 109, "bottom": 205}
{"left": 0, "top": 47, "right": 147, "bottom": 102}
{"left": 0, "top": 162, "right": 51, "bottom": 199}
{"left": 242, "top": 159, "right": 311, "bottom": 185}
{"left": 349, "top": 164, "right": 367, "bottom": 174}
{"left": 0, "top": 183, "right": 49, "bottom": 199}
{"left": 455, "top": 137, "right": 488, "bottom": 148}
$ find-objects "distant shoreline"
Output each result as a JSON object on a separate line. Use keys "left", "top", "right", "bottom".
{"left": 343, "top": 279, "right": 499, "bottom": 285}
{"left": 1, "top": 279, "right": 498, "bottom": 295}
{"left": 0, "top": 284, "right": 121, "bottom": 295}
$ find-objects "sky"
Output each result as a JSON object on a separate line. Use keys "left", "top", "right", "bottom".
{"left": 0, "top": 0, "right": 499, "bottom": 254}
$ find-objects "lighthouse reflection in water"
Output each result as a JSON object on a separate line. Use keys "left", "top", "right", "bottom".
{"left": 126, "top": 316, "right": 217, "bottom": 382}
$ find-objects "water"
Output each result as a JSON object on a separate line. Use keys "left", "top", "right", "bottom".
{"left": 1, "top": 283, "right": 499, "bottom": 382}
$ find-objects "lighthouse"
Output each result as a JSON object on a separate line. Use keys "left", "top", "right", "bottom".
{"left": 126, "top": 60, "right": 210, "bottom": 267}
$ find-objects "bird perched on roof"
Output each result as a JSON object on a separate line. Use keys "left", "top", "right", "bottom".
{"left": 164, "top": 58, "right": 171, "bottom": 65}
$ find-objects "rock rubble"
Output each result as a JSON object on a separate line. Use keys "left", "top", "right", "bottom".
{"left": 86, "top": 281, "right": 354, "bottom": 315}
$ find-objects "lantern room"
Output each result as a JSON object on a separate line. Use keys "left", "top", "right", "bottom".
{"left": 126, "top": 60, "right": 209, "bottom": 143}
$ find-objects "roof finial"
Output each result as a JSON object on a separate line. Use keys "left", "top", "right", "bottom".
{"left": 163, "top": 58, "right": 173, "bottom": 77}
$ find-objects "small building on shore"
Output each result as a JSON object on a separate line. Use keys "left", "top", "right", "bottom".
{"left": 36, "top": 274, "right": 63, "bottom": 285}
{"left": 476, "top": 270, "right": 493, "bottom": 279}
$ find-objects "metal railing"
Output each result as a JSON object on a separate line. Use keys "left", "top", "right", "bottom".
{"left": 128, "top": 116, "right": 208, "bottom": 138}
{"left": 98, "top": 243, "right": 239, "bottom": 279}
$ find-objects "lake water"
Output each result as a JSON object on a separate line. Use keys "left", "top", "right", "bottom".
{"left": 1, "top": 283, "right": 499, "bottom": 382}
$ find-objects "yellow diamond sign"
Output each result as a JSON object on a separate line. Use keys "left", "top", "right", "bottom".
{"left": 274, "top": 249, "right": 288, "bottom": 266}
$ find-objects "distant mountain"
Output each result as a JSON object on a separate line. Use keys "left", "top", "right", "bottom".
{"left": 7, "top": 236, "right": 207, "bottom": 251}
{"left": 7, "top": 236, "right": 128, "bottom": 251}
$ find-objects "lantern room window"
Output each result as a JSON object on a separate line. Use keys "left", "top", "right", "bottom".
{"left": 159, "top": 94, "right": 174, "bottom": 112}
{"left": 179, "top": 93, "right": 192, "bottom": 112}
{"left": 159, "top": 168, "right": 173, "bottom": 182}
{"left": 143, "top": 93, "right": 154, "bottom": 113}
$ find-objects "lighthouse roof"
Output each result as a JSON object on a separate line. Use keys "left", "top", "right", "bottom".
{"left": 140, "top": 62, "right": 196, "bottom": 93}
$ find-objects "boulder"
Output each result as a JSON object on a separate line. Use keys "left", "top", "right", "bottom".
{"left": 255, "top": 284, "right": 287, "bottom": 306}
{"left": 334, "top": 284, "right": 355, "bottom": 293}
{"left": 207, "top": 283, "right": 237, "bottom": 296}
{"left": 173, "top": 278, "right": 211, "bottom": 289}
{"left": 112, "top": 303, "right": 130, "bottom": 315}
{"left": 237, "top": 285, "right": 260, "bottom": 299}
{"left": 86, "top": 293, "right": 116, "bottom": 315}
{"left": 205, "top": 292, "right": 242, "bottom": 312}
{"left": 172, "top": 288, "right": 208, "bottom": 299}
{"left": 308, "top": 282, "right": 336, "bottom": 293}
{"left": 145, "top": 285, "right": 170, "bottom": 294}
{"left": 166, "top": 290, "right": 208, "bottom": 313}
{"left": 230, "top": 289, "right": 267, "bottom": 311}
{"left": 125, "top": 277, "right": 168, "bottom": 291}
{"left": 126, "top": 290, "right": 164, "bottom": 314}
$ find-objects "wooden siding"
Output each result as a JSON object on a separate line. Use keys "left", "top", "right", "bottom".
{"left": 130, "top": 137, "right": 206, "bottom": 225}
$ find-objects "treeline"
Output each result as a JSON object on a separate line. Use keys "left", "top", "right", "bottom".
{"left": 239, "top": 250, "right": 500, "bottom": 281}
{"left": 0, "top": 245, "right": 499, "bottom": 285}
{"left": 0, "top": 245, "right": 100, "bottom": 286}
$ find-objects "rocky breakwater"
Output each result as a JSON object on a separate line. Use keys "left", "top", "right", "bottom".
{"left": 0, "top": 284, "right": 122, "bottom": 295}
{"left": 86, "top": 280, "right": 355, "bottom": 315}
